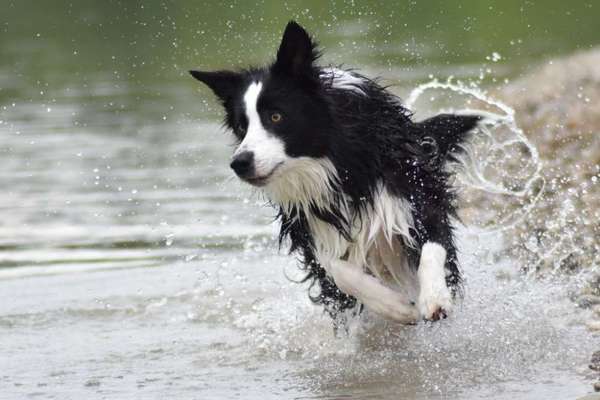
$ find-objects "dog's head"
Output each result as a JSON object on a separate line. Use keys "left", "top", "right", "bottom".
{"left": 190, "top": 21, "right": 332, "bottom": 188}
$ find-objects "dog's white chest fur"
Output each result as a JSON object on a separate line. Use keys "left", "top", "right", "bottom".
{"left": 306, "top": 185, "right": 420, "bottom": 300}
{"left": 266, "top": 158, "right": 451, "bottom": 321}
{"left": 265, "top": 159, "right": 418, "bottom": 296}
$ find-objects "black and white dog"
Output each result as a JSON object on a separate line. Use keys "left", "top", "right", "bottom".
{"left": 190, "top": 21, "right": 480, "bottom": 326}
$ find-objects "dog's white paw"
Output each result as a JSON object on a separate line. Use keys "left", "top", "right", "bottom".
{"left": 417, "top": 242, "right": 452, "bottom": 321}
{"left": 418, "top": 285, "right": 452, "bottom": 321}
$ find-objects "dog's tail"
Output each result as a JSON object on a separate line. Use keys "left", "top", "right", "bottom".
{"left": 415, "top": 113, "right": 482, "bottom": 163}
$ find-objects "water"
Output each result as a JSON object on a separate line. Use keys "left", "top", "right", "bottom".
{"left": 1, "top": 2, "right": 599, "bottom": 399}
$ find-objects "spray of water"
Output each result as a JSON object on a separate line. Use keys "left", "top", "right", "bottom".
{"left": 406, "top": 78, "right": 546, "bottom": 233}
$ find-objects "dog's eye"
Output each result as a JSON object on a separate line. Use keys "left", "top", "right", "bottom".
{"left": 270, "top": 113, "right": 282, "bottom": 123}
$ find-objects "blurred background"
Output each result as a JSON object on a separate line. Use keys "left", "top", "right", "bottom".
{"left": 1, "top": 1, "right": 599, "bottom": 399}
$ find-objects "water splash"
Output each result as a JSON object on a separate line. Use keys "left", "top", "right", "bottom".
{"left": 406, "top": 78, "right": 545, "bottom": 233}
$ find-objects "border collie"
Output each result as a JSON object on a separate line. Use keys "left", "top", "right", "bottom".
{"left": 190, "top": 21, "right": 480, "bottom": 327}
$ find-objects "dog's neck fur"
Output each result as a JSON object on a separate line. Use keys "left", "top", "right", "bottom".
{"left": 265, "top": 157, "right": 342, "bottom": 217}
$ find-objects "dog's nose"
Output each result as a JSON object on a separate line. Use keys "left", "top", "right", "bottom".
{"left": 230, "top": 151, "right": 254, "bottom": 177}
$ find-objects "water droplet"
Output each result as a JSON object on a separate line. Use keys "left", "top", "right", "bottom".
{"left": 165, "top": 233, "right": 175, "bottom": 246}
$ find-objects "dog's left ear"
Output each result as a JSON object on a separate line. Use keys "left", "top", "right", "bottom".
{"left": 189, "top": 70, "right": 243, "bottom": 103}
{"left": 273, "top": 21, "right": 319, "bottom": 77}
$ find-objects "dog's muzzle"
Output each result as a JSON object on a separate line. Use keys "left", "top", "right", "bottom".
{"left": 230, "top": 151, "right": 255, "bottom": 178}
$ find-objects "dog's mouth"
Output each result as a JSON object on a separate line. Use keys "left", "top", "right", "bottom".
{"left": 242, "top": 162, "right": 284, "bottom": 187}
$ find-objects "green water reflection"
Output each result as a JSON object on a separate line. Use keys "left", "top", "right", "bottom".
{"left": 1, "top": 0, "right": 598, "bottom": 121}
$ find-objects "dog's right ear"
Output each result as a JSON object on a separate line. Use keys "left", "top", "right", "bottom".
{"left": 189, "top": 70, "right": 243, "bottom": 102}
{"left": 273, "top": 21, "right": 319, "bottom": 77}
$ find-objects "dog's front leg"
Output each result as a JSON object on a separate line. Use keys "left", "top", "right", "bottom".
{"left": 328, "top": 259, "right": 419, "bottom": 324}
{"left": 417, "top": 242, "right": 453, "bottom": 321}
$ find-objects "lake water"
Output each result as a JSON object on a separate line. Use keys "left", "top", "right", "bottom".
{"left": 1, "top": 1, "right": 599, "bottom": 399}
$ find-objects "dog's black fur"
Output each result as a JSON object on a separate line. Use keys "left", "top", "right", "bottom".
{"left": 191, "top": 21, "right": 480, "bottom": 323}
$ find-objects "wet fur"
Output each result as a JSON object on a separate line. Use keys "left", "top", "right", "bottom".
{"left": 190, "top": 21, "right": 480, "bottom": 326}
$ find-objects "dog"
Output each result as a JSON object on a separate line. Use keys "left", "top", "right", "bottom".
{"left": 190, "top": 21, "right": 480, "bottom": 327}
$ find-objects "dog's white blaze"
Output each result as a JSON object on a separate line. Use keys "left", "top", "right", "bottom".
{"left": 417, "top": 242, "right": 452, "bottom": 319}
{"left": 237, "top": 81, "right": 288, "bottom": 177}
